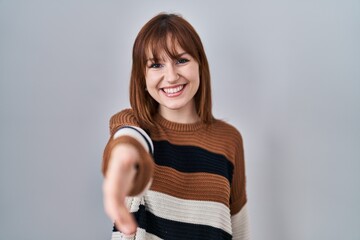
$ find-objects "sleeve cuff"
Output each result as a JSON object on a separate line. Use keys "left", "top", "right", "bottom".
{"left": 113, "top": 126, "right": 154, "bottom": 154}
{"left": 231, "top": 203, "right": 250, "bottom": 240}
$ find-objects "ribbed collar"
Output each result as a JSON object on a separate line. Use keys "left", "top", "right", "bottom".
{"left": 154, "top": 114, "right": 204, "bottom": 132}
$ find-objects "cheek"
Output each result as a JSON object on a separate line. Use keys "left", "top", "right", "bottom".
{"left": 190, "top": 66, "right": 200, "bottom": 84}
{"left": 145, "top": 76, "right": 160, "bottom": 97}
{"left": 145, "top": 71, "right": 160, "bottom": 87}
{"left": 145, "top": 74, "right": 154, "bottom": 88}
{"left": 189, "top": 63, "right": 200, "bottom": 78}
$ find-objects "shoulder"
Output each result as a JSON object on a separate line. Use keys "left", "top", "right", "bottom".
{"left": 199, "top": 119, "right": 244, "bottom": 165}
{"left": 109, "top": 108, "right": 139, "bottom": 135}
{"left": 211, "top": 119, "right": 243, "bottom": 144}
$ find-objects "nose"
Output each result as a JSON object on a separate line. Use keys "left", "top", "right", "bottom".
{"left": 164, "top": 64, "right": 179, "bottom": 83}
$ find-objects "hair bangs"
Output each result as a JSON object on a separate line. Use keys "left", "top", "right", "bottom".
{"left": 145, "top": 23, "right": 199, "bottom": 65}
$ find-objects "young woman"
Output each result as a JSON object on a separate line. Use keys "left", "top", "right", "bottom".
{"left": 102, "top": 13, "right": 250, "bottom": 240}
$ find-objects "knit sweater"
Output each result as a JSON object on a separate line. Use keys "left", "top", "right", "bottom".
{"left": 103, "top": 109, "right": 250, "bottom": 240}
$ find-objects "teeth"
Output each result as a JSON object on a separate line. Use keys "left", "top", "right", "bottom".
{"left": 163, "top": 85, "right": 184, "bottom": 94}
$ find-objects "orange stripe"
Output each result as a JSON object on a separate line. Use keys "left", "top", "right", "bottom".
{"left": 150, "top": 165, "right": 230, "bottom": 207}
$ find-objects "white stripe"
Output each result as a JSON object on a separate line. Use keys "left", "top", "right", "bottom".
{"left": 134, "top": 228, "right": 163, "bottom": 240}
{"left": 113, "top": 126, "right": 153, "bottom": 153}
{"left": 111, "top": 228, "right": 163, "bottom": 240}
{"left": 125, "top": 188, "right": 146, "bottom": 213}
{"left": 231, "top": 203, "right": 251, "bottom": 240}
{"left": 143, "top": 190, "right": 232, "bottom": 234}
{"left": 111, "top": 231, "right": 134, "bottom": 240}
{"left": 125, "top": 195, "right": 144, "bottom": 212}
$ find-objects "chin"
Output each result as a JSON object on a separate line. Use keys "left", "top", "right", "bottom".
{"left": 162, "top": 103, "right": 187, "bottom": 110}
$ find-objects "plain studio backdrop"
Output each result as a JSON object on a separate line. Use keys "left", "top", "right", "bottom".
{"left": 0, "top": 1, "right": 359, "bottom": 239}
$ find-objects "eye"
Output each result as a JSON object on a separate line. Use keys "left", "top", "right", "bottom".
{"left": 176, "top": 58, "right": 189, "bottom": 64}
{"left": 149, "top": 63, "right": 162, "bottom": 68}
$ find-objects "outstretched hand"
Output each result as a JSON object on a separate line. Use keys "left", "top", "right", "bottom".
{"left": 103, "top": 144, "right": 139, "bottom": 235}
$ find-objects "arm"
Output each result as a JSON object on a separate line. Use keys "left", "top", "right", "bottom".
{"left": 230, "top": 132, "right": 251, "bottom": 240}
{"left": 103, "top": 142, "right": 141, "bottom": 235}
{"left": 102, "top": 110, "right": 154, "bottom": 235}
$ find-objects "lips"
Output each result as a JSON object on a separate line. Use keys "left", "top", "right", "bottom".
{"left": 161, "top": 84, "right": 186, "bottom": 97}
{"left": 162, "top": 84, "right": 185, "bottom": 95}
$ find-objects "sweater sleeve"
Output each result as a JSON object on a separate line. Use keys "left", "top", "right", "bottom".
{"left": 230, "top": 132, "right": 250, "bottom": 239}
{"left": 102, "top": 109, "right": 154, "bottom": 196}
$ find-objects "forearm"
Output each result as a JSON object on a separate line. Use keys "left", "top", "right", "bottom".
{"left": 231, "top": 204, "right": 250, "bottom": 240}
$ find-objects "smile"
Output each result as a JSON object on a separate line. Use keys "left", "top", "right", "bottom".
{"left": 162, "top": 84, "right": 185, "bottom": 94}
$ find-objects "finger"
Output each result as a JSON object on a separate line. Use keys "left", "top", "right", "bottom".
{"left": 103, "top": 190, "right": 137, "bottom": 235}
{"left": 114, "top": 205, "right": 137, "bottom": 235}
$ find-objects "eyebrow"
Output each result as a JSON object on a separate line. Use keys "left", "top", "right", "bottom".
{"left": 175, "top": 52, "right": 188, "bottom": 58}
{"left": 147, "top": 52, "right": 188, "bottom": 62}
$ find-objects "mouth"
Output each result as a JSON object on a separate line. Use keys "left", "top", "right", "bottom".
{"left": 161, "top": 84, "right": 186, "bottom": 96}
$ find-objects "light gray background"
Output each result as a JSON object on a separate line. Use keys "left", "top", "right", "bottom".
{"left": 0, "top": 0, "right": 359, "bottom": 239}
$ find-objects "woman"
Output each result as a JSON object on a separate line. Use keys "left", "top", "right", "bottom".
{"left": 102, "top": 13, "right": 250, "bottom": 240}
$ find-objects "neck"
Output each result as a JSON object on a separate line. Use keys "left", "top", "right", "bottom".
{"left": 159, "top": 105, "right": 200, "bottom": 124}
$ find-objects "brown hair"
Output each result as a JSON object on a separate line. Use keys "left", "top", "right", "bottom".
{"left": 129, "top": 13, "right": 214, "bottom": 129}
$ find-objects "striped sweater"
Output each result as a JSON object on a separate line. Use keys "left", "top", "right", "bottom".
{"left": 103, "top": 109, "right": 250, "bottom": 240}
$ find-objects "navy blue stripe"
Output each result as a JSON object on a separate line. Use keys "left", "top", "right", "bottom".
{"left": 118, "top": 126, "right": 153, "bottom": 154}
{"left": 113, "top": 205, "right": 232, "bottom": 240}
{"left": 153, "top": 140, "right": 234, "bottom": 183}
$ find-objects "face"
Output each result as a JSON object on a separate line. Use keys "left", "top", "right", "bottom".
{"left": 145, "top": 44, "right": 200, "bottom": 120}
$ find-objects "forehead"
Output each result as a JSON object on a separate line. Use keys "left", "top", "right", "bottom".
{"left": 145, "top": 37, "right": 186, "bottom": 60}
